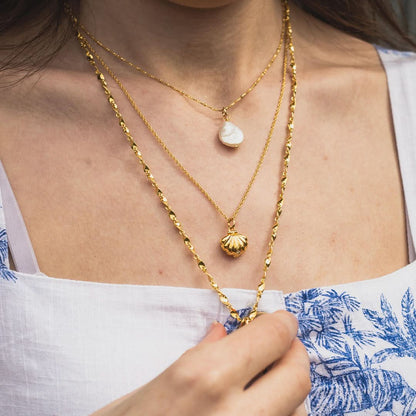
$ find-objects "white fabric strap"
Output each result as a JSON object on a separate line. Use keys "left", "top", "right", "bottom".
{"left": 0, "top": 161, "right": 40, "bottom": 274}
{"left": 379, "top": 49, "right": 416, "bottom": 262}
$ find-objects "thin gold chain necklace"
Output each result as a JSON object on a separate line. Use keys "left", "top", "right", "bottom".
{"left": 71, "top": 0, "right": 297, "bottom": 326}
{"left": 79, "top": 32, "right": 288, "bottom": 258}
{"left": 76, "top": 7, "right": 286, "bottom": 149}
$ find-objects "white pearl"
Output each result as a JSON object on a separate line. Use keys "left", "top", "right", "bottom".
{"left": 219, "top": 121, "right": 244, "bottom": 148}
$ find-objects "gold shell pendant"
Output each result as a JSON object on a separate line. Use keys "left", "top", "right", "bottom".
{"left": 220, "top": 230, "right": 248, "bottom": 257}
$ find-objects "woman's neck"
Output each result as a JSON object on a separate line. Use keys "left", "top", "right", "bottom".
{"left": 81, "top": 0, "right": 283, "bottom": 103}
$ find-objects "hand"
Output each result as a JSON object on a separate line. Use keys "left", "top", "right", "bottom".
{"left": 91, "top": 311, "right": 311, "bottom": 416}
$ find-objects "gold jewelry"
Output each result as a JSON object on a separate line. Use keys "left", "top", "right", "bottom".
{"left": 69, "top": 3, "right": 287, "bottom": 257}
{"left": 77, "top": 12, "right": 286, "bottom": 149}
{"left": 70, "top": 0, "right": 297, "bottom": 326}
{"left": 74, "top": 7, "right": 288, "bottom": 257}
{"left": 81, "top": 38, "right": 287, "bottom": 258}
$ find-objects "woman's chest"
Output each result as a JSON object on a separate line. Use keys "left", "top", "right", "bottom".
{"left": 0, "top": 124, "right": 408, "bottom": 292}
{"left": 0, "top": 65, "right": 409, "bottom": 291}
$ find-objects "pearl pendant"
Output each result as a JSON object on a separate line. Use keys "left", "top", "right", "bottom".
{"left": 219, "top": 121, "right": 244, "bottom": 148}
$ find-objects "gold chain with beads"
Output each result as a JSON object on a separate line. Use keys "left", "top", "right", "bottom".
{"left": 71, "top": 0, "right": 297, "bottom": 325}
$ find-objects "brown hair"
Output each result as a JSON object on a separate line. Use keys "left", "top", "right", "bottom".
{"left": 293, "top": 0, "right": 415, "bottom": 49}
{"left": 0, "top": 0, "right": 415, "bottom": 73}
{"left": 0, "top": 0, "right": 79, "bottom": 73}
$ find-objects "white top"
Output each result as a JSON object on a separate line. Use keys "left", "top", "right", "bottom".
{"left": 1, "top": 48, "right": 416, "bottom": 416}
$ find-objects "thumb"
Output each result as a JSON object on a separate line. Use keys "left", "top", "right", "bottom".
{"left": 199, "top": 321, "right": 227, "bottom": 344}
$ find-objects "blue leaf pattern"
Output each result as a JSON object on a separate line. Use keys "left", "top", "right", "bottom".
{"left": 284, "top": 288, "right": 416, "bottom": 415}
{"left": 0, "top": 227, "right": 17, "bottom": 282}
{"left": 343, "top": 315, "right": 376, "bottom": 347}
{"left": 402, "top": 289, "right": 416, "bottom": 344}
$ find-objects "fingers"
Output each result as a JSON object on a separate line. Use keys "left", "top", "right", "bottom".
{"left": 219, "top": 311, "right": 299, "bottom": 386}
{"left": 243, "top": 338, "right": 311, "bottom": 415}
{"left": 199, "top": 322, "right": 227, "bottom": 344}
{"left": 160, "top": 312, "right": 308, "bottom": 416}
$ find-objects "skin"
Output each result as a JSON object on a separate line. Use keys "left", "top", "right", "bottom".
{"left": 0, "top": 0, "right": 409, "bottom": 414}
{"left": 0, "top": 0, "right": 407, "bottom": 290}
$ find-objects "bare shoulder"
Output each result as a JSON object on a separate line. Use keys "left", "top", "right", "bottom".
{"left": 291, "top": 4, "right": 393, "bottom": 74}
{"left": 0, "top": 40, "right": 112, "bottom": 215}
{"left": 0, "top": 41, "right": 109, "bottom": 164}
{"left": 289, "top": 5, "right": 401, "bottom": 124}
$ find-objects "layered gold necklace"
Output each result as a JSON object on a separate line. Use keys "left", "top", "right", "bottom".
{"left": 71, "top": 3, "right": 288, "bottom": 258}
{"left": 69, "top": 0, "right": 297, "bottom": 326}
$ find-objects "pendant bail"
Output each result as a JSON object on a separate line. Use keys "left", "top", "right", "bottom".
{"left": 221, "top": 107, "right": 230, "bottom": 121}
{"left": 227, "top": 217, "right": 236, "bottom": 231}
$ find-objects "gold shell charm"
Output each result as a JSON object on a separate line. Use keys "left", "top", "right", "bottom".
{"left": 220, "top": 230, "right": 248, "bottom": 257}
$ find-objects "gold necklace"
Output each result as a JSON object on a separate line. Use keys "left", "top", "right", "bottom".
{"left": 80, "top": 34, "right": 288, "bottom": 258}
{"left": 71, "top": 0, "right": 297, "bottom": 326}
{"left": 76, "top": 10, "right": 286, "bottom": 149}
{"left": 69, "top": 2, "right": 288, "bottom": 258}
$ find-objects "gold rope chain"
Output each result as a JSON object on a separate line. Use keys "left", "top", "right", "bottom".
{"left": 79, "top": 31, "right": 287, "bottom": 227}
{"left": 72, "top": 2, "right": 288, "bottom": 259}
{"left": 72, "top": 0, "right": 297, "bottom": 325}
{"left": 78, "top": 12, "right": 287, "bottom": 119}
{"left": 72, "top": 0, "right": 287, "bottom": 230}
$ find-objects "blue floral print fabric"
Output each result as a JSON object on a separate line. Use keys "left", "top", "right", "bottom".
{"left": 286, "top": 288, "right": 416, "bottom": 415}
{"left": 0, "top": 216, "right": 16, "bottom": 282}
{"left": 223, "top": 284, "right": 416, "bottom": 416}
